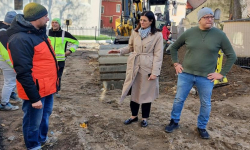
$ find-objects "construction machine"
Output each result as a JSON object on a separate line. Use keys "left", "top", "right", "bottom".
{"left": 114, "top": 0, "right": 171, "bottom": 44}
{"left": 114, "top": 0, "right": 144, "bottom": 44}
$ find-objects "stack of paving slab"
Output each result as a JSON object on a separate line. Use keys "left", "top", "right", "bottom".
{"left": 171, "top": 26, "right": 185, "bottom": 41}
{"left": 171, "top": 26, "right": 178, "bottom": 41}
{"left": 98, "top": 44, "right": 128, "bottom": 90}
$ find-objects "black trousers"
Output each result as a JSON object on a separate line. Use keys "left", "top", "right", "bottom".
{"left": 130, "top": 101, "right": 151, "bottom": 118}
{"left": 57, "top": 61, "right": 65, "bottom": 91}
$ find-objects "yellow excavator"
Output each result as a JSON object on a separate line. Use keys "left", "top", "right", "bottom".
{"left": 114, "top": 0, "right": 169, "bottom": 44}
{"left": 114, "top": 0, "right": 144, "bottom": 44}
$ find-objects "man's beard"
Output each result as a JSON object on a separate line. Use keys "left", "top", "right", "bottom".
{"left": 39, "top": 24, "right": 47, "bottom": 29}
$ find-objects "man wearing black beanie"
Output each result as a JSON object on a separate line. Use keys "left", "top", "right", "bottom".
{"left": 7, "top": 2, "right": 58, "bottom": 149}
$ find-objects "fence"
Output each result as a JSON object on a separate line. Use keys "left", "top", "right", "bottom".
{"left": 61, "top": 26, "right": 116, "bottom": 40}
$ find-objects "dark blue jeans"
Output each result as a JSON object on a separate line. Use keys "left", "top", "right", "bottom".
{"left": 22, "top": 94, "right": 53, "bottom": 150}
{"left": 171, "top": 72, "right": 214, "bottom": 129}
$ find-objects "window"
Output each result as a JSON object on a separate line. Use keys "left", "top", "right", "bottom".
{"left": 14, "top": 0, "right": 23, "bottom": 10}
{"left": 214, "top": 9, "right": 221, "bottom": 20}
{"left": 109, "top": 17, "right": 113, "bottom": 23}
{"left": 101, "top": 6, "right": 104, "bottom": 14}
{"left": 33, "top": 0, "right": 41, "bottom": 3}
{"left": 116, "top": 4, "right": 121, "bottom": 13}
{"left": 172, "top": 1, "right": 177, "bottom": 16}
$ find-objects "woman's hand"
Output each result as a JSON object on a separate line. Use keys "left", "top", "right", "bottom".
{"left": 174, "top": 63, "right": 183, "bottom": 75}
{"left": 108, "top": 49, "right": 120, "bottom": 54}
{"left": 148, "top": 74, "right": 157, "bottom": 80}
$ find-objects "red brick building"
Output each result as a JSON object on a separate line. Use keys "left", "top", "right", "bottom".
{"left": 101, "top": 0, "right": 122, "bottom": 28}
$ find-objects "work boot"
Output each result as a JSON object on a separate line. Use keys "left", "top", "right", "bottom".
{"left": 10, "top": 92, "right": 22, "bottom": 103}
{"left": 165, "top": 119, "right": 180, "bottom": 133}
{"left": 166, "top": 49, "right": 171, "bottom": 55}
{"left": 0, "top": 103, "right": 19, "bottom": 111}
{"left": 197, "top": 128, "right": 210, "bottom": 139}
{"left": 55, "top": 92, "right": 61, "bottom": 98}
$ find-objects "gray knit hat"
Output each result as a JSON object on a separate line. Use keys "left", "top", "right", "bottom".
{"left": 4, "top": 11, "right": 17, "bottom": 24}
{"left": 197, "top": 7, "right": 214, "bottom": 21}
{"left": 24, "top": 2, "right": 48, "bottom": 21}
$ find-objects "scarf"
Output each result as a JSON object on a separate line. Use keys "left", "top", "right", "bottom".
{"left": 138, "top": 26, "right": 151, "bottom": 39}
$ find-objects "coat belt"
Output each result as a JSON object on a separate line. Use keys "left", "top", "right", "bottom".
{"left": 130, "top": 52, "right": 153, "bottom": 79}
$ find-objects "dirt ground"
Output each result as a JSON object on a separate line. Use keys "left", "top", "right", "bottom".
{"left": 0, "top": 43, "right": 250, "bottom": 150}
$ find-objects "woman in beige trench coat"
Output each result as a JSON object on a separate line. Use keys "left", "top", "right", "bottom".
{"left": 108, "top": 11, "right": 163, "bottom": 127}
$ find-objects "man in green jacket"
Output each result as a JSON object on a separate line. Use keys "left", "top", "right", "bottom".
{"left": 48, "top": 18, "right": 79, "bottom": 98}
{"left": 165, "top": 7, "right": 237, "bottom": 139}
{"left": 0, "top": 11, "right": 21, "bottom": 111}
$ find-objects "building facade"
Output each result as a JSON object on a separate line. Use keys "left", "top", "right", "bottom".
{"left": 0, "top": 0, "right": 102, "bottom": 36}
{"left": 184, "top": 0, "right": 250, "bottom": 29}
{"left": 150, "top": 0, "right": 187, "bottom": 26}
{"left": 101, "top": 0, "right": 121, "bottom": 29}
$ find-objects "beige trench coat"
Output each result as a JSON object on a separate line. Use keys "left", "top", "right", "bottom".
{"left": 119, "top": 30, "right": 163, "bottom": 104}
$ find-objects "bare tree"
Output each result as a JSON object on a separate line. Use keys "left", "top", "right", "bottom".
{"left": 60, "top": 1, "right": 73, "bottom": 21}
{"left": 229, "top": 0, "right": 242, "bottom": 20}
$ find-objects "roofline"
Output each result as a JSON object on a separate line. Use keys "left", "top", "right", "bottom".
{"left": 223, "top": 18, "right": 250, "bottom": 22}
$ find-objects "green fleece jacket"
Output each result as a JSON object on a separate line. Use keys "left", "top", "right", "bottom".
{"left": 170, "top": 26, "right": 237, "bottom": 77}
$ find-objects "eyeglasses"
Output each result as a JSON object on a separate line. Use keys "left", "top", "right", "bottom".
{"left": 202, "top": 16, "right": 215, "bottom": 20}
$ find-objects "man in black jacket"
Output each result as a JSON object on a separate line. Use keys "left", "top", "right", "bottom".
{"left": 7, "top": 3, "right": 58, "bottom": 149}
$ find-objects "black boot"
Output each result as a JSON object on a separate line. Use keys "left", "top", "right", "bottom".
{"left": 197, "top": 128, "right": 210, "bottom": 139}
{"left": 165, "top": 119, "right": 180, "bottom": 133}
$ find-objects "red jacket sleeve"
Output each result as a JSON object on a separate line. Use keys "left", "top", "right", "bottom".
{"left": 162, "top": 26, "right": 170, "bottom": 41}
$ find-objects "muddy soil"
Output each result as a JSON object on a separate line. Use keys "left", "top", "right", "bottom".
{"left": 0, "top": 43, "right": 249, "bottom": 150}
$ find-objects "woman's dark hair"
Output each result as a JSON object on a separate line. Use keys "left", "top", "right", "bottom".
{"left": 134, "top": 11, "right": 159, "bottom": 34}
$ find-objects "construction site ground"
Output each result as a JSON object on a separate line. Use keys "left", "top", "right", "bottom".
{"left": 0, "top": 43, "right": 249, "bottom": 150}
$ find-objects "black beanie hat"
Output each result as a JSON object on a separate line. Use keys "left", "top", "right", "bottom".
{"left": 165, "top": 22, "right": 171, "bottom": 26}
{"left": 23, "top": 2, "right": 48, "bottom": 21}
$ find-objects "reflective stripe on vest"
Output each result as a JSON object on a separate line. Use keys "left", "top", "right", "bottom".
{"left": 56, "top": 54, "right": 65, "bottom": 61}
{"left": 0, "top": 54, "right": 3, "bottom": 61}
{"left": 5, "top": 59, "right": 13, "bottom": 67}
{"left": 69, "top": 44, "right": 78, "bottom": 50}
{"left": 62, "top": 30, "right": 65, "bottom": 44}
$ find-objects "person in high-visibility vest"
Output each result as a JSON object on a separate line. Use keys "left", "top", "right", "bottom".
{"left": 48, "top": 18, "right": 79, "bottom": 98}
{"left": 0, "top": 11, "right": 21, "bottom": 111}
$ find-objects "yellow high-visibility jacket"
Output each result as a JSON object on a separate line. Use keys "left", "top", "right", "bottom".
{"left": 48, "top": 29, "right": 79, "bottom": 61}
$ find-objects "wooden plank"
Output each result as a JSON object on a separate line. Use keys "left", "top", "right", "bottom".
{"left": 99, "top": 44, "right": 127, "bottom": 50}
{"left": 171, "top": 33, "right": 178, "bottom": 40}
{"left": 171, "top": 26, "right": 178, "bottom": 34}
{"left": 98, "top": 56, "right": 128, "bottom": 64}
{"left": 99, "top": 50, "right": 129, "bottom": 56}
{"left": 177, "top": 27, "right": 184, "bottom": 38}
{"left": 100, "top": 73, "right": 126, "bottom": 80}
{"left": 99, "top": 65, "right": 127, "bottom": 73}
{"left": 103, "top": 80, "right": 124, "bottom": 90}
